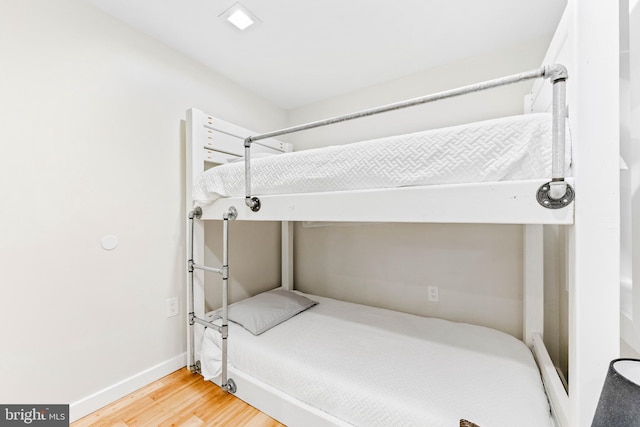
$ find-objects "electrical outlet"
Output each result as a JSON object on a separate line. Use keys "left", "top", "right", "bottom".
{"left": 427, "top": 286, "right": 439, "bottom": 302}
{"left": 166, "top": 297, "right": 179, "bottom": 317}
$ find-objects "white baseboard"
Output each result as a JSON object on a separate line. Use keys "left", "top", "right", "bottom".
{"left": 69, "top": 353, "right": 187, "bottom": 422}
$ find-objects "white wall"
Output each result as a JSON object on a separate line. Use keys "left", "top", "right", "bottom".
{"left": 204, "top": 221, "right": 283, "bottom": 311}
{"left": 288, "top": 37, "right": 553, "bottom": 150}
{"left": 0, "top": 0, "right": 285, "bottom": 420}
{"left": 625, "top": 0, "right": 640, "bottom": 358}
{"left": 288, "top": 37, "right": 555, "bottom": 339}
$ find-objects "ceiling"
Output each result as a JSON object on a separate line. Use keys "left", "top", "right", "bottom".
{"left": 88, "top": 0, "right": 567, "bottom": 110}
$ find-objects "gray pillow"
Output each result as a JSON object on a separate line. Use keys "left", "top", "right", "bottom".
{"left": 213, "top": 289, "right": 318, "bottom": 335}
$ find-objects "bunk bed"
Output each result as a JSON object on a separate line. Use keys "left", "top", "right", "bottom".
{"left": 185, "top": 3, "right": 621, "bottom": 426}
{"left": 186, "top": 66, "right": 570, "bottom": 426}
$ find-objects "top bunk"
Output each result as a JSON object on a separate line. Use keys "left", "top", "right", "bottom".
{"left": 186, "top": 65, "right": 574, "bottom": 224}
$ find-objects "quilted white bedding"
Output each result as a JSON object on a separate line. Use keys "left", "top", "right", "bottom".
{"left": 201, "top": 292, "right": 553, "bottom": 427}
{"left": 193, "top": 113, "right": 570, "bottom": 206}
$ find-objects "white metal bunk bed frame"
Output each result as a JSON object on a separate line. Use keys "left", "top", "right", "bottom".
{"left": 185, "top": 3, "right": 621, "bottom": 425}
{"left": 186, "top": 65, "right": 572, "bottom": 424}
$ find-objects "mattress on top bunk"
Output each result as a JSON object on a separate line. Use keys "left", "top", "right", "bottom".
{"left": 193, "top": 113, "right": 570, "bottom": 206}
{"left": 200, "top": 291, "right": 553, "bottom": 427}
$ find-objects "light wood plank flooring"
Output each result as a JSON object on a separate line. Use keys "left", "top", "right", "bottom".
{"left": 71, "top": 368, "right": 285, "bottom": 427}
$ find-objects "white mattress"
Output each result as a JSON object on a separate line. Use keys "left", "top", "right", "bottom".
{"left": 193, "top": 113, "right": 570, "bottom": 206}
{"left": 201, "top": 293, "right": 553, "bottom": 427}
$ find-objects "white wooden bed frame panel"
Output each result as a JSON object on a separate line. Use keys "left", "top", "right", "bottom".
{"left": 198, "top": 180, "right": 574, "bottom": 224}
{"left": 527, "top": 2, "right": 620, "bottom": 426}
{"left": 185, "top": 2, "right": 621, "bottom": 425}
{"left": 529, "top": 1, "right": 621, "bottom": 425}
{"left": 568, "top": 1, "right": 620, "bottom": 425}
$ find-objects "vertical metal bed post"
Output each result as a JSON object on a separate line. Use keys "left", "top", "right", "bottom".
{"left": 187, "top": 207, "right": 200, "bottom": 374}
{"left": 188, "top": 206, "right": 238, "bottom": 394}
{"left": 550, "top": 64, "right": 568, "bottom": 184}
{"left": 219, "top": 206, "right": 235, "bottom": 392}
{"left": 536, "top": 64, "right": 574, "bottom": 207}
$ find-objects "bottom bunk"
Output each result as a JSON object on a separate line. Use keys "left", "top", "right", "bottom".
{"left": 199, "top": 289, "right": 554, "bottom": 427}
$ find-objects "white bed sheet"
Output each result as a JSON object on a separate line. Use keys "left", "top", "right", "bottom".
{"left": 193, "top": 113, "right": 570, "bottom": 206}
{"left": 201, "top": 292, "right": 553, "bottom": 427}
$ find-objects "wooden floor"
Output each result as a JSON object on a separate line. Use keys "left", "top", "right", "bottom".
{"left": 71, "top": 368, "right": 285, "bottom": 427}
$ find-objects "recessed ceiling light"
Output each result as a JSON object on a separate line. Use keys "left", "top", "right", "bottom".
{"left": 228, "top": 9, "right": 253, "bottom": 30}
{"left": 219, "top": 3, "right": 261, "bottom": 31}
